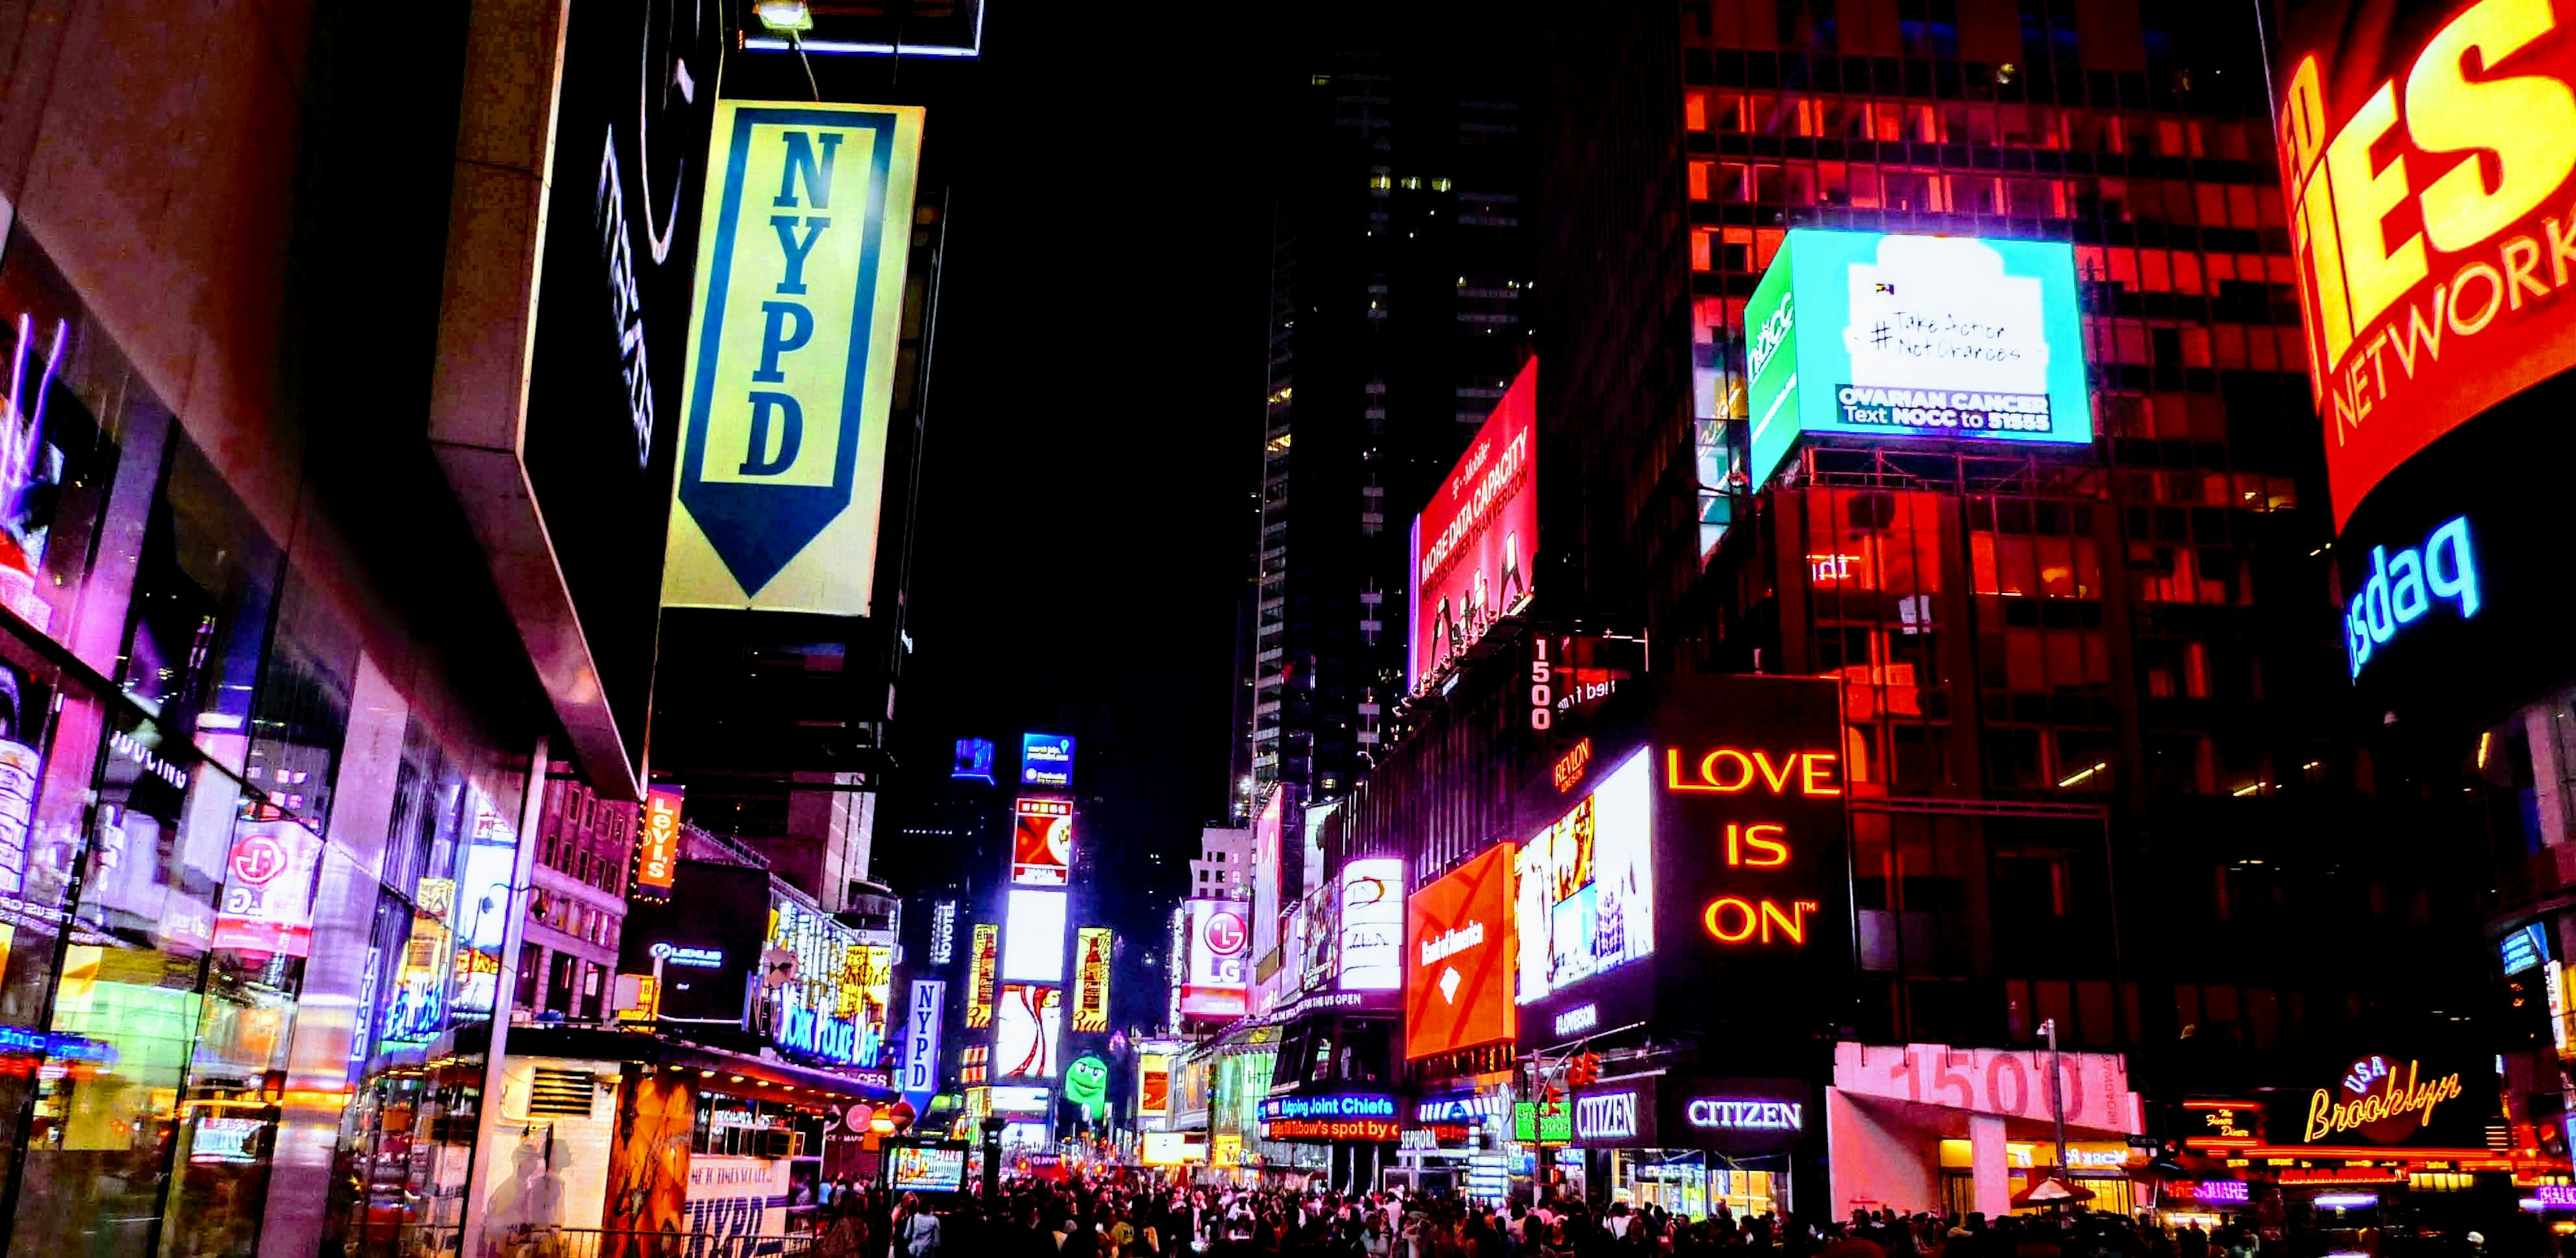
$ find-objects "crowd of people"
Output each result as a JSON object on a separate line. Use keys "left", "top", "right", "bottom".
{"left": 804, "top": 1167, "right": 2567, "bottom": 1258}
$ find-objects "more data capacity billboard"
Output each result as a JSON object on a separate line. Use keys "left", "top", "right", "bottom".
{"left": 1410, "top": 359, "right": 1536, "bottom": 694}
{"left": 1746, "top": 230, "right": 2090, "bottom": 491}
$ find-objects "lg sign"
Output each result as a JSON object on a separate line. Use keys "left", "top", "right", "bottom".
{"left": 2279, "top": 0, "right": 2576, "bottom": 523}
{"left": 1204, "top": 910, "right": 1246, "bottom": 957}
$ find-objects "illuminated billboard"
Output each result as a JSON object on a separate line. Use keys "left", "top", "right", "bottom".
{"left": 1339, "top": 857, "right": 1403, "bottom": 991}
{"left": 901, "top": 979, "right": 945, "bottom": 1110}
{"left": 951, "top": 738, "right": 997, "bottom": 783}
{"left": 211, "top": 822, "right": 324, "bottom": 956}
{"left": 1020, "top": 733, "right": 1076, "bottom": 788}
{"left": 889, "top": 1145, "right": 967, "bottom": 1193}
{"left": 1517, "top": 748, "right": 1655, "bottom": 1005}
{"left": 1072, "top": 927, "right": 1112, "bottom": 1033}
{"left": 2276, "top": 0, "right": 2576, "bottom": 526}
{"left": 966, "top": 923, "right": 998, "bottom": 1029}
{"left": 996, "top": 984, "right": 1062, "bottom": 1080}
{"left": 1140, "top": 1053, "right": 1171, "bottom": 1116}
{"left": 1010, "top": 798, "right": 1073, "bottom": 886}
{"left": 1002, "top": 889, "right": 1067, "bottom": 982}
{"left": 1744, "top": 229, "right": 2091, "bottom": 491}
{"left": 1406, "top": 843, "right": 1518, "bottom": 1059}
{"left": 1180, "top": 898, "right": 1250, "bottom": 1018}
{"left": 1410, "top": 358, "right": 1536, "bottom": 694}
{"left": 663, "top": 100, "right": 923, "bottom": 616}
{"left": 633, "top": 787, "right": 682, "bottom": 900}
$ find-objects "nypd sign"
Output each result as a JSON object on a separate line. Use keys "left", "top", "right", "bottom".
{"left": 665, "top": 101, "right": 923, "bottom": 615}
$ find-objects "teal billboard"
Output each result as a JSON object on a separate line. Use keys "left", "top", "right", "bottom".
{"left": 1745, "top": 229, "right": 2091, "bottom": 490}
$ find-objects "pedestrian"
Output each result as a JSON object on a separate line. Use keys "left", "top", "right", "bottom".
{"left": 899, "top": 1192, "right": 944, "bottom": 1258}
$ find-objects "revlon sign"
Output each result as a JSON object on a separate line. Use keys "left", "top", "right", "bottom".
{"left": 2278, "top": 0, "right": 2576, "bottom": 525}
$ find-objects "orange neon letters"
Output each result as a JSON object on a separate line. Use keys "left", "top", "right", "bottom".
{"left": 1703, "top": 897, "right": 1817, "bottom": 945}
{"left": 1725, "top": 823, "right": 1790, "bottom": 868}
{"left": 1665, "top": 747, "right": 1842, "bottom": 794}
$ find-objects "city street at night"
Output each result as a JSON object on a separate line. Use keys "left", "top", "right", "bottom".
{"left": 5, "top": 0, "right": 2576, "bottom": 1255}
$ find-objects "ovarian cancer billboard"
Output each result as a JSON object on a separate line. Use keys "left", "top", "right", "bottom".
{"left": 2277, "top": 0, "right": 2576, "bottom": 527}
{"left": 1746, "top": 230, "right": 2091, "bottom": 492}
{"left": 1410, "top": 358, "right": 1537, "bottom": 694}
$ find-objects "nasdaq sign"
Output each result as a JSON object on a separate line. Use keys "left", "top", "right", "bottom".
{"left": 666, "top": 101, "right": 924, "bottom": 615}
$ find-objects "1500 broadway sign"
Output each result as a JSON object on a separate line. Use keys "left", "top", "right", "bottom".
{"left": 665, "top": 100, "right": 923, "bottom": 615}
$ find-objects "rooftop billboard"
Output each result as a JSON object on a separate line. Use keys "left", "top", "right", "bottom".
{"left": 1745, "top": 230, "right": 2091, "bottom": 492}
{"left": 1410, "top": 358, "right": 1536, "bottom": 694}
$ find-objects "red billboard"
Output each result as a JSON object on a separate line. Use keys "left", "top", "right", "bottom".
{"left": 1405, "top": 842, "right": 1518, "bottom": 1059}
{"left": 2277, "top": 0, "right": 2576, "bottom": 526}
{"left": 1012, "top": 798, "right": 1073, "bottom": 886}
{"left": 633, "top": 786, "right": 682, "bottom": 900}
{"left": 1410, "top": 358, "right": 1537, "bottom": 692}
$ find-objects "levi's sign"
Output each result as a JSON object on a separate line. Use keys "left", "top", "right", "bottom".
{"left": 666, "top": 101, "right": 922, "bottom": 615}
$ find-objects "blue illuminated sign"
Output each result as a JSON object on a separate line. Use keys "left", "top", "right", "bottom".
{"left": 2504, "top": 923, "right": 2551, "bottom": 977}
{"left": 1260, "top": 1094, "right": 1397, "bottom": 1122}
{"left": 952, "top": 738, "right": 997, "bottom": 783}
{"left": 2345, "top": 515, "right": 2479, "bottom": 680}
{"left": 1020, "top": 733, "right": 1075, "bottom": 788}
{"left": 1745, "top": 229, "right": 2092, "bottom": 491}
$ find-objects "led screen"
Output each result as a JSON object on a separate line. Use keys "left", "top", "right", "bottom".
{"left": 1746, "top": 229, "right": 2090, "bottom": 492}
{"left": 1410, "top": 358, "right": 1537, "bottom": 694}
{"left": 1180, "top": 898, "right": 1250, "bottom": 1017}
{"left": 995, "top": 984, "right": 1061, "bottom": 1080}
{"left": 1020, "top": 733, "right": 1075, "bottom": 788}
{"left": 890, "top": 1145, "right": 967, "bottom": 1192}
{"left": 989, "top": 1084, "right": 1051, "bottom": 1113}
{"left": 1340, "top": 857, "right": 1404, "bottom": 991}
{"left": 1071, "top": 927, "right": 1112, "bottom": 1033}
{"left": 1002, "top": 889, "right": 1066, "bottom": 982}
{"left": 1406, "top": 843, "right": 1517, "bottom": 1059}
{"left": 1010, "top": 799, "right": 1073, "bottom": 886}
{"left": 1515, "top": 748, "right": 1654, "bottom": 1004}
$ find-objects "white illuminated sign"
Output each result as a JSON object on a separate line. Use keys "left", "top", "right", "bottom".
{"left": 1002, "top": 888, "right": 1067, "bottom": 982}
{"left": 649, "top": 942, "right": 724, "bottom": 968}
{"left": 1574, "top": 1092, "right": 1640, "bottom": 1142}
{"left": 1686, "top": 1099, "right": 1804, "bottom": 1131}
{"left": 1340, "top": 858, "right": 1404, "bottom": 991}
{"left": 1554, "top": 1005, "right": 1600, "bottom": 1037}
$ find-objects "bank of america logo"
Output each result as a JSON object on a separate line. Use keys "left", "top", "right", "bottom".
{"left": 1439, "top": 967, "right": 1461, "bottom": 1004}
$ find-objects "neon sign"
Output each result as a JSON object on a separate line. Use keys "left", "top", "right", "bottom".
{"left": 1686, "top": 1098, "right": 1804, "bottom": 1131}
{"left": 2344, "top": 515, "right": 2479, "bottom": 678}
{"left": 1668, "top": 746, "right": 1840, "bottom": 947}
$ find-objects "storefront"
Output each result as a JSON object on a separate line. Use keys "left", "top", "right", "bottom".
{"left": 1565, "top": 1075, "right": 1805, "bottom": 1221}
{"left": 1827, "top": 1041, "right": 2145, "bottom": 1219}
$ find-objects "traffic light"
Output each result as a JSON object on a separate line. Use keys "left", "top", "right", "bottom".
{"left": 1567, "top": 1051, "right": 1601, "bottom": 1087}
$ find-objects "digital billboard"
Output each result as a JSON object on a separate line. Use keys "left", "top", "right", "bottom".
{"left": 1407, "top": 843, "right": 1518, "bottom": 1059}
{"left": 633, "top": 786, "right": 682, "bottom": 900}
{"left": 1516, "top": 749, "right": 1655, "bottom": 1006}
{"left": 1410, "top": 358, "right": 1537, "bottom": 694}
{"left": 1020, "top": 733, "right": 1076, "bottom": 788}
{"left": 1010, "top": 798, "right": 1073, "bottom": 886}
{"left": 951, "top": 738, "right": 997, "bottom": 783}
{"left": 2276, "top": 0, "right": 2576, "bottom": 527}
{"left": 663, "top": 100, "right": 924, "bottom": 615}
{"left": 996, "top": 984, "right": 1062, "bottom": 1080}
{"left": 1002, "top": 889, "right": 1067, "bottom": 982}
{"left": 1744, "top": 229, "right": 2092, "bottom": 491}
{"left": 1340, "top": 857, "right": 1404, "bottom": 992}
{"left": 966, "top": 923, "right": 998, "bottom": 1029}
{"left": 1140, "top": 1053, "right": 1172, "bottom": 1116}
{"left": 1072, "top": 927, "right": 1112, "bottom": 1033}
{"left": 1181, "top": 898, "right": 1250, "bottom": 1018}
{"left": 889, "top": 1145, "right": 967, "bottom": 1193}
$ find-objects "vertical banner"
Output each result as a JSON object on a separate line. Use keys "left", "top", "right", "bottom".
{"left": 902, "top": 978, "right": 945, "bottom": 1114}
{"left": 966, "top": 923, "right": 998, "bottom": 1029}
{"left": 664, "top": 101, "right": 925, "bottom": 613}
{"left": 1072, "top": 927, "right": 1112, "bottom": 1033}
{"left": 633, "top": 786, "right": 683, "bottom": 900}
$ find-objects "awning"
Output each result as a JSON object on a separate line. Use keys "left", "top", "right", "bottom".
{"left": 504, "top": 1025, "right": 898, "bottom": 1104}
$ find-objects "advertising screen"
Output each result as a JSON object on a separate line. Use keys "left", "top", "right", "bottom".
{"left": 989, "top": 1084, "right": 1052, "bottom": 1113}
{"left": 889, "top": 1145, "right": 967, "bottom": 1192}
{"left": 951, "top": 738, "right": 997, "bottom": 783}
{"left": 633, "top": 787, "right": 682, "bottom": 900}
{"left": 1142, "top": 1131, "right": 1206, "bottom": 1165}
{"left": 1071, "top": 927, "right": 1112, "bottom": 1033}
{"left": 2277, "top": 0, "right": 2576, "bottom": 526}
{"left": 966, "top": 923, "right": 998, "bottom": 1029}
{"left": 1021, "top": 733, "right": 1076, "bottom": 788}
{"left": 1411, "top": 358, "right": 1537, "bottom": 694}
{"left": 996, "top": 984, "right": 1062, "bottom": 1080}
{"left": 1515, "top": 749, "right": 1655, "bottom": 1005}
{"left": 1339, "top": 858, "right": 1404, "bottom": 992}
{"left": 1745, "top": 229, "right": 2091, "bottom": 492}
{"left": 663, "top": 100, "right": 923, "bottom": 617}
{"left": 1407, "top": 843, "right": 1519, "bottom": 1059}
{"left": 1003, "top": 890, "right": 1067, "bottom": 982}
{"left": 1011, "top": 798, "right": 1073, "bottom": 886}
{"left": 1181, "top": 898, "right": 1250, "bottom": 1018}
{"left": 1140, "top": 1053, "right": 1171, "bottom": 1116}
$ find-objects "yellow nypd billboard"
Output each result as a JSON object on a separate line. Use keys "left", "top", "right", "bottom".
{"left": 664, "top": 100, "right": 924, "bottom": 615}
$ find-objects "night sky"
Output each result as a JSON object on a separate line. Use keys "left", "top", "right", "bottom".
{"left": 836, "top": 3, "right": 1287, "bottom": 1019}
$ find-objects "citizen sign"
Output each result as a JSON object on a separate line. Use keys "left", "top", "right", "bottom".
{"left": 1686, "top": 1099, "right": 1804, "bottom": 1131}
{"left": 1574, "top": 1092, "right": 1640, "bottom": 1142}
